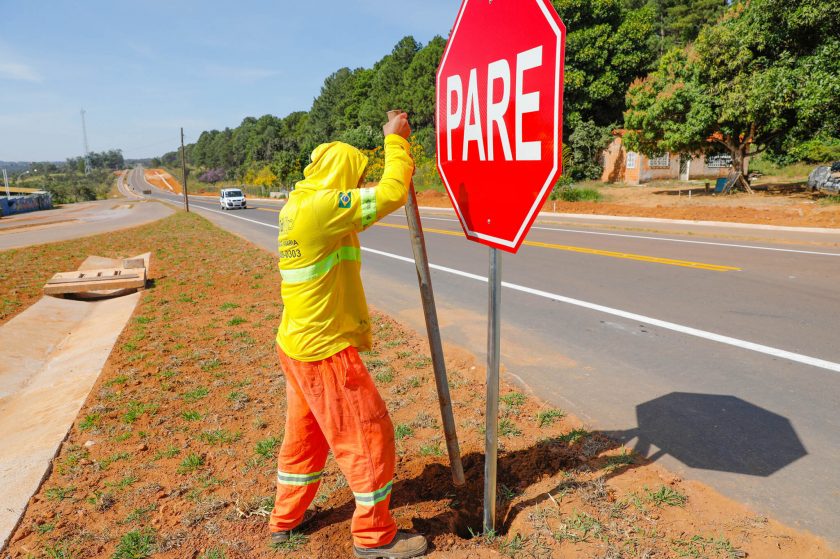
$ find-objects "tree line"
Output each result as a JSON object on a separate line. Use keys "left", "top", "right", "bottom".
{"left": 16, "top": 150, "right": 124, "bottom": 204}
{"left": 160, "top": 0, "right": 838, "bottom": 189}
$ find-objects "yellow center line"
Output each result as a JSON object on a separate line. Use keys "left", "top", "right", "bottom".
{"left": 255, "top": 207, "right": 282, "bottom": 213}
{"left": 373, "top": 222, "right": 740, "bottom": 272}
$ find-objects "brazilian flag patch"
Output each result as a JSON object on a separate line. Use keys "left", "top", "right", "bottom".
{"left": 338, "top": 191, "right": 352, "bottom": 209}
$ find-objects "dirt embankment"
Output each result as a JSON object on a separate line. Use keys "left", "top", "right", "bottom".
{"left": 415, "top": 185, "right": 840, "bottom": 229}
{"left": 2, "top": 212, "right": 838, "bottom": 559}
{"left": 143, "top": 169, "right": 183, "bottom": 195}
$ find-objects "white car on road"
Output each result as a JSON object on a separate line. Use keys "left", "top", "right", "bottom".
{"left": 219, "top": 188, "right": 246, "bottom": 210}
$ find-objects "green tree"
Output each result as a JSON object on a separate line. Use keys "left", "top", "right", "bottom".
{"left": 254, "top": 165, "right": 278, "bottom": 188}
{"left": 569, "top": 120, "right": 613, "bottom": 179}
{"left": 624, "top": 0, "right": 840, "bottom": 180}
{"left": 552, "top": 0, "right": 657, "bottom": 133}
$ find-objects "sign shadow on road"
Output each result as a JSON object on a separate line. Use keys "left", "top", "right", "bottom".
{"left": 603, "top": 392, "right": 807, "bottom": 477}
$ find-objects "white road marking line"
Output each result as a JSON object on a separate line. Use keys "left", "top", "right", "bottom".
{"left": 152, "top": 193, "right": 840, "bottom": 374}
{"left": 395, "top": 215, "right": 840, "bottom": 257}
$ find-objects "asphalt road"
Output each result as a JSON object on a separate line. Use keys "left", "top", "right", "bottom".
{"left": 128, "top": 167, "right": 840, "bottom": 544}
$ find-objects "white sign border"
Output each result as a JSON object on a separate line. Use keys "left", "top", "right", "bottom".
{"left": 436, "top": 0, "right": 565, "bottom": 250}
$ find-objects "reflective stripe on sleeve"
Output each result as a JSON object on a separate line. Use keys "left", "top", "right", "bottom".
{"left": 353, "top": 480, "right": 393, "bottom": 507}
{"left": 360, "top": 187, "right": 377, "bottom": 228}
{"left": 279, "top": 246, "right": 361, "bottom": 284}
{"left": 277, "top": 469, "right": 323, "bottom": 486}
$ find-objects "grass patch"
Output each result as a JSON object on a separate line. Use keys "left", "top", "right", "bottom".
{"left": 79, "top": 413, "right": 101, "bottom": 431}
{"left": 553, "top": 511, "right": 602, "bottom": 543}
{"left": 820, "top": 195, "right": 840, "bottom": 205}
{"left": 501, "top": 392, "right": 526, "bottom": 407}
{"left": 121, "top": 401, "right": 159, "bottom": 424}
{"left": 199, "top": 548, "right": 227, "bottom": 559}
{"left": 603, "top": 450, "right": 635, "bottom": 472}
{"left": 394, "top": 424, "right": 414, "bottom": 440}
{"left": 220, "top": 302, "right": 240, "bottom": 310}
{"left": 105, "top": 475, "right": 139, "bottom": 491}
{"left": 99, "top": 451, "right": 131, "bottom": 470}
{"left": 270, "top": 532, "right": 308, "bottom": 551}
{"left": 105, "top": 375, "right": 130, "bottom": 387}
{"left": 536, "top": 408, "right": 565, "bottom": 427}
{"left": 198, "top": 429, "right": 242, "bottom": 445}
{"left": 555, "top": 428, "right": 589, "bottom": 444}
{"left": 183, "top": 387, "right": 210, "bottom": 402}
{"left": 227, "top": 316, "right": 246, "bottom": 326}
{"left": 45, "top": 485, "right": 75, "bottom": 501}
{"left": 42, "top": 545, "right": 75, "bottom": 559}
{"left": 178, "top": 453, "right": 205, "bottom": 474}
{"left": 255, "top": 436, "right": 280, "bottom": 459}
{"left": 671, "top": 534, "right": 740, "bottom": 558}
{"left": 153, "top": 445, "right": 181, "bottom": 460}
{"left": 112, "top": 529, "right": 155, "bottom": 559}
{"left": 647, "top": 485, "right": 687, "bottom": 507}
{"left": 554, "top": 185, "right": 603, "bottom": 202}
{"left": 181, "top": 410, "right": 202, "bottom": 421}
{"left": 419, "top": 442, "right": 444, "bottom": 457}
{"left": 374, "top": 368, "right": 394, "bottom": 383}
{"left": 499, "top": 418, "right": 522, "bottom": 437}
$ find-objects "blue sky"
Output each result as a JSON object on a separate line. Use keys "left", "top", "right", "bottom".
{"left": 0, "top": 0, "right": 457, "bottom": 161}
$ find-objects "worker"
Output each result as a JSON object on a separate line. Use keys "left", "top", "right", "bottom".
{"left": 269, "top": 112, "right": 428, "bottom": 559}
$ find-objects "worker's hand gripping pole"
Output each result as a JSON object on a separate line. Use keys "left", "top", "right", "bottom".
{"left": 386, "top": 110, "right": 465, "bottom": 486}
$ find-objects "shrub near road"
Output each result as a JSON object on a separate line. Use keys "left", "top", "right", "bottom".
{"left": 3, "top": 212, "right": 838, "bottom": 558}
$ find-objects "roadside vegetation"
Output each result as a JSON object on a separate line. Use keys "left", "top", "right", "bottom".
{"left": 3, "top": 210, "right": 835, "bottom": 558}
{"left": 12, "top": 150, "right": 125, "bottom": 204}
{"left": 156, "top": 0, "right": 837, "bottom": 200}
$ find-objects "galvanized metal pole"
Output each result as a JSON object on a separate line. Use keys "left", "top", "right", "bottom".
{"left": 386, "top": 110, "right": 465, "bottom": 486}
{"left": 483, "top": 247, "right": 502, "bottom": 533}
{"left": 180, "top": 127, "right": 190, "bottom": 213}
{"left": 2, "top": 168, "right": 9, "bottom": 197}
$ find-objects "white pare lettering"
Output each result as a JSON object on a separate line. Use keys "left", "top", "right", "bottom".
{"left": 445, "top": 46, "right": 543, "bottom": 162}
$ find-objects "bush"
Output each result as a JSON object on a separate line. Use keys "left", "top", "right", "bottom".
{"left": 550, "top": 179, "right": 602, "bottom": 202}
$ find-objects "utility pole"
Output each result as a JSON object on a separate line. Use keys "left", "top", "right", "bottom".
{"left": 2, "top": 168, "right": 9, "bottom": 197}
{"left": 80, "top": 109, "right": 92, "bottom": 175}
{"left": 180, "top": 127, "right": 190, "bottom": 212}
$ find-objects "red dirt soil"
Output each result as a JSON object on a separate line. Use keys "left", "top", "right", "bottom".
{"left": 2, "top": 212, "right": 838, "bottom": 559}
{"left": 143, "top": 169, "right": 183, "bottom": 195}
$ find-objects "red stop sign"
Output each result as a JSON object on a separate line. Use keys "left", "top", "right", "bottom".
{"left": 436, "top": 0, "right": 565, "bottom": 253}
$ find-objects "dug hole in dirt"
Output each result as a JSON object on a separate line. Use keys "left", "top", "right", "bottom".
{"left": 1, "top": 211, "right": 837, "bottom": 559}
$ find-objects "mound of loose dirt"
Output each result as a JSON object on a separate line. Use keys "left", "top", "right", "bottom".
{"left": 2, "top": 212, "right": 838, "bottom": 558}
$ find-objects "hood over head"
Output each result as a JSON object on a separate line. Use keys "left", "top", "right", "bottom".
{"left": 295, "top": 141, "right": 368, "bottom": 192}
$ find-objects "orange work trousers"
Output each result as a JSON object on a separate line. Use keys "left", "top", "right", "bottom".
{"left": 270, "top": 345, "right": 397, "bottom": 549}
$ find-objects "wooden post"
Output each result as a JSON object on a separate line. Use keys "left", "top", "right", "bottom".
{"left": 386, "top": 110, "right": 465, "bottom": 486}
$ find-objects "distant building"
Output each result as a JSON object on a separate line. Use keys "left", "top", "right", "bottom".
{"left": 600, "top": 132, "right": 741, "bottom": 185}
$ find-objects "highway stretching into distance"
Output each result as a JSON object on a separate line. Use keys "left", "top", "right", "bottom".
{"left": 127, "top": 167, "right": 840, "bottom": 543}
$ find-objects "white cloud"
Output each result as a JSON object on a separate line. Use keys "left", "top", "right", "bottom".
{"left": 0, "top": 61, "right": 42, "bottom": 82}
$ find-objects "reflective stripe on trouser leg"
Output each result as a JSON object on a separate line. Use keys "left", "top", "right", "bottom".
{"left": 269, "top": 351, "right": 329, "bottom": 533}
{"left": 276, "top": 346, "right": 397, "bottom": 549}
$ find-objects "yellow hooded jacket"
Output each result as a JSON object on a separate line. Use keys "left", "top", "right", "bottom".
{"left": 276, "top": 135, "right": 413, "bottom": 361}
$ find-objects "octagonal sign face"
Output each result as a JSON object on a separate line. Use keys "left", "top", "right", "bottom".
{"left": 436, "top": 0, "right": 565, "bottom": 253}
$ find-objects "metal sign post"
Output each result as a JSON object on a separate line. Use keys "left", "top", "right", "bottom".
{"left": 387, "top": 110, "right": 465, "bottom": 486}
{"left": 181, "top": 127, "right": 190, "bottom": 213}
{"left": 434, "top": 0, "right": 566, "bottom": 533}
{"left": 483, "top": 247, "right": 502, "bottom": 532}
